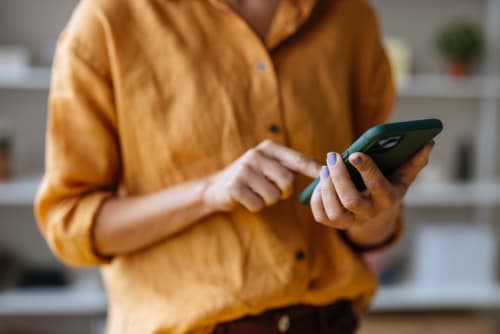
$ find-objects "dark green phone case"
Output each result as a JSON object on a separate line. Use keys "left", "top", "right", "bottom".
{"left": 299, "top": 118, "right": 443, "bottom": 204}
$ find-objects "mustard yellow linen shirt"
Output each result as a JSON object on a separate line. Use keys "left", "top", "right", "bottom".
{"left": 36, "top": 0, "right": 397, "bottom": 333}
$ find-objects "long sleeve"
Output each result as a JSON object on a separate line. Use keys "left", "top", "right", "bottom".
{"left": 35, "top": 27, "right": 119, "bottom": 266}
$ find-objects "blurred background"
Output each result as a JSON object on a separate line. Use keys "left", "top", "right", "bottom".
{"left": 0, "top": 0, "right": 499, "bottom": 333}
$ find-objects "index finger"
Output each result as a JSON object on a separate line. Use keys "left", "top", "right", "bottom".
{"left": 257, "top": 140, "right": 320, "bottom": 178}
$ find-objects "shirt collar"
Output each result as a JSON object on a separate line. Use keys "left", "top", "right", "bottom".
{"left": 266, "top": 0, "right": 318, "bottom": 49}
{"left": 208, "top": 0, "right": 319, "bottom": 50}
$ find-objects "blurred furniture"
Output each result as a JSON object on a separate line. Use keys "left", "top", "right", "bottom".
{"left": 360, "top": 313, "right": 496, "bottom": 334}
{"left": 0, "top": 1, "right": 105, "bottom": 333}
{"left": 366, "top": 0, "right": 500, "bottom": 332}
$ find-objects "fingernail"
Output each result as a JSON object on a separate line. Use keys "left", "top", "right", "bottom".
{"left": 327, "top": 152, "right": 337, "bottom": 166}
{"left": 315, "top": 184, "right": 321, "bottom": 192}
{"left": 321, "top": 165, "right": 329, "bottom": 178}
{"left": 351, "top": 155, "right": 362, "bottom": 165}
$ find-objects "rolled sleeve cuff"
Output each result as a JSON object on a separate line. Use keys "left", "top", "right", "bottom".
{"left": 44, "top": 191, "right": 115, "bottom": 267}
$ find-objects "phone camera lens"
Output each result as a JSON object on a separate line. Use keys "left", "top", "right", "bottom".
{"left": 368, "top": 136, "right": 403, "bottom": 153}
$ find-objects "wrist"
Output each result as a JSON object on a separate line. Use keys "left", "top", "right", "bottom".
{"left": 199, "top": 174, "right": 221, "bottom": 215}
{"left": 346, "top": 204, "right": 400, "bottom": 248}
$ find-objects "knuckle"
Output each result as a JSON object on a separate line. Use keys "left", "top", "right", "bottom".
{"left": 226, "top": 177, "right": 239, "bottom": 189}
{"left": 342, "top": 196, "right": 364, "bottom": 211}
{"left": 366, "top": 178, "right": 388, "bottom": 192}
{"left": 236, "top": 164, "right": 252, "bottom": 177}
{"left": 257, "top": 139, "right": 274, "bottom": 150}
{"left": 279, "top": 170, "right": 295, "bottom": 186}
{"left": 325, "top": 210, "right": 354, "bottom": 227}
{"left": 325, "top": 208, "right": 343, "bottom": 222}
{"left": 243, "top": 148, "right": 258, "bottom": 160}
{"left": 229, "top": 183, "right": 243, "bottom": 197}
{"left": 296, "top": 154, "right": 315, "bottom": 168}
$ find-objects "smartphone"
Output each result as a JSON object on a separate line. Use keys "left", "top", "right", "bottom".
{"left": 299, "top": 118, "right": 443, "bottom": 204}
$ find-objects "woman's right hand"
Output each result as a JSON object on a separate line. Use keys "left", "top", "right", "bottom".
{"left": 203, "top": 140, "right": 321, "bottom": 213}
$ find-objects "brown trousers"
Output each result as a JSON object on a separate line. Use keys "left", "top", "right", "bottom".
{"left": 213, "top": 300, "right": 358, "bottom": 334}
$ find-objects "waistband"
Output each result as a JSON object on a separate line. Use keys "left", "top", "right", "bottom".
{"left": 213, "top": 300, "right": 358, "bottom": 334}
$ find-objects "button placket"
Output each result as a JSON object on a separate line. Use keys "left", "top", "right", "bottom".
{"left": 254, "top": 56, "right": 286, "bottom": 144}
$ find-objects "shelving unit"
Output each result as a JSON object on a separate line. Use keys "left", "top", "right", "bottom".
{"left": 0, "top": 287, "right": 106, "bottom": 317}
{"left": 3, "top": 176, "right": 500, "bottom": 208}
{"left": 406, "top": 182, "right": 500, "bottom": 207}
{"left": 4, "top": 283, "right": 500, "bottom": 317}
{"left": 373, "top": 285, "right": 500, "bottom": 311}
{"left": 398, "top": 75, "right": 500, "bottom": 99}
{"left": 367, "top": 1, "right": 500, "bottom": 331}
{"left": 0, "top": 67, "right": 51, "bottom": 90}
{"left": 0, "top": 175, "right": 41, "bottom": 206}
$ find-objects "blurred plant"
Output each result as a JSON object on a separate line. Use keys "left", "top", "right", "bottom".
{"left": 435, "top": 20, "right": 484, "bottom": 76}
{"left": 0, "top": 135, "right": 11, "bottom": 154}
{"left": 0, "top": 122, "right": 12, "bottom": 180}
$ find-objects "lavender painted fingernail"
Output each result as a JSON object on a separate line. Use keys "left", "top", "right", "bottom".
{"left": 321, "top": 165, "right": 329, "bottom": 178}
{"left": 327, "top": 152, "right": 337, "bottom": 166}
{"left": 316, "top": 184, "right": 321, "bottom": 192}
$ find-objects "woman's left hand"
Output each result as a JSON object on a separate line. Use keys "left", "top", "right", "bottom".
{"left": 310, "top": 142, "right": 434, "bottom": 232}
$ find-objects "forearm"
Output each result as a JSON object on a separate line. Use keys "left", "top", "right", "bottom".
{"left": 94, "top": 140, "right": 322, "bottom": 258}
{"left": 345, "top": 204, "right": 401, "bottom": 249}
{"left": 94, "top": 177, "right": 214, "bottom": 257}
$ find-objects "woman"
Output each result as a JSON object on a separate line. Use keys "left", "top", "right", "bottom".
{"left": 36, "top": 0, "right": 433, "bottom": 333}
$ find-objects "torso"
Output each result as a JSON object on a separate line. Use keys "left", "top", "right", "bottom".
{"left": 57, "top": 0, "right": 394, "bottom": 333}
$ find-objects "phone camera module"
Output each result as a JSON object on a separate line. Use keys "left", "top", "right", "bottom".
{"left": 368, "top": 136, "right": 403, "bottom": 153}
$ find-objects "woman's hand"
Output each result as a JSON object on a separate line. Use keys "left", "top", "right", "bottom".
{"left": 204, "top": 140, "right": 320, "bottom": 213}
{"left": 310, "top": 142, "right": 434, "bottom": 233}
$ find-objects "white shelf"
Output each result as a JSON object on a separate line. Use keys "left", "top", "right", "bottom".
{"left": 4, "top": 284, "right": 499, "bottom": 316}
{"left": 1, "top": 177, "right": 499, "bottom": 208}
{"left": 405, "top": 182, "right": 500, "bottom": 207}
{"left": 0, "top": 287, "right": 106, "bottom": 316}
{"left": 372, "top": 284, "right": 500, "bottom": 311}
{"left": 0, "top": 175, "right": 41, "bottom": 205}
{"left": 398, "top": 75, "right": 500, "bottom": 99}
{"left": 0, "top": 67, "right": 51, "bottom": 90}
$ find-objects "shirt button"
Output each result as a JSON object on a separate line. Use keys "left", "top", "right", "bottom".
{"left": 277, "top": 314, "right": 291, "bottom": 333}
{"left": 295, "top": 249, "right": 306, "bottom": 261}
{"left": 268, "top": 124, "right": 280, "bottom": 134}
{"left": 257, "top": 61, "right": 267, "bottom": 72}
